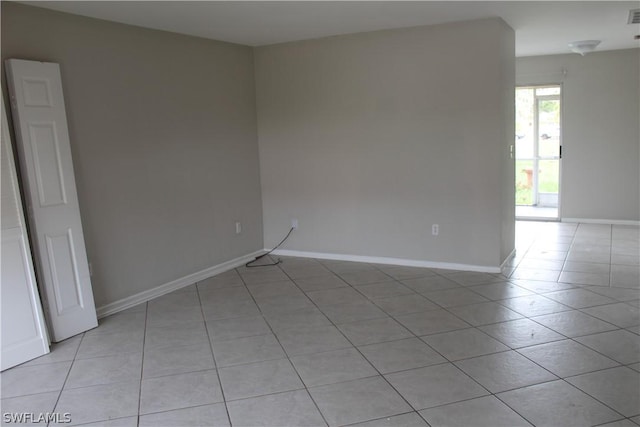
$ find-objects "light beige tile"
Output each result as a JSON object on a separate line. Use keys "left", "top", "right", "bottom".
{"left": 385, "top": 363, "right": 488, "bottom": 410}
{"left": 518, "top": 339, "right": 619, "bottom": 377}
{"left": 1, "top": 361, "right": 71, "bottom": 398}
{"left": 532, "top": 310, "right": 618, "bottom": 337}
{"left": 276, "top": 325, "right": 352, "bottom": 356}
{"left": 139, "top": 403, "right": 230, "bottom": 427}
{"left": 358, "top": 337, "right": 446, "bottom": 373}
{"left": 56, "top": 381, "right": 140, "bottom": 426}
{"left": 65, "top": 352, "right": 142, "bottom": 389}
{"left": 479, "top": 318, "right": 564, "bottom": 348}
{"left": 423, "top": 328, "right": 509, "bottom": 361}
{"left": 218, "top": 358, "right": 303, "bottom": 401}
{"left": 337, "top": 317, "right": 413, "bottom": 346}
{"left": 291, "top": 347, "right": 377, "bottom": 387}
{"left": 499, "top": 295, "right": 571, "bottom": 317}
{"left": 448, "top": 302, "right": 523, "bottom": 326}
{"left": 575, "top": 329, "right": 640, "bottom": 365}
{"left": 372, "top": 294, "right": 439, "bottom": 316}
{"left": 319, "top": 301, "right": 388, "bottom": 324}
{"left": 213, "top": 334, "right": 285, "bottom": 367}
{"left": 395, "top": 309, "right": 470, "bottom": 336}
{"left": 309, "top": 376, "right": 411, "bottom": 426}
{"left": 419, "top": 396, "right": 532, "bottom": 427}
{"left": 349, "top": 412, "right": 428, "bottom": 427}
{"left": 582, "top": 302, "right": 640, "bottom": 328}
{"left": 227, "top": 390, "right": 325, "bottom": 427}
{"left": 0, "top": 392, "right": 59, "bottom": 427}
{"left": 140, "top": 370, "right": 223, "bottom": 415}
{"left": 567, "top": 367, "right": 640, "bottom": 417}
{"left": 423, "top": 288, "right": 489, "bottom": 308}
{"left": 497, "top": 380, "right": 620, "bottom": 427}
{"left": 355, "top": 282, "right": 414, "bottom": 299}
{"left": 143, "top": 342, "right": 214, "bottom": 378}
{"left": 543, "top": 289, "right": 617, "bottom": 309}
{"left": 455, "top": 351, "right": 556, "bottom": 393}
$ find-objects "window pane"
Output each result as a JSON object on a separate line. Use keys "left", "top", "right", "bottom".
{"left": 516, "top": 160, "right": 534, "bottom": 206}
{"left": 536, "top": 87, "right": 560, "bottom": 96}
{"left": 515, "top": 88, "right": 534, "bottom": 159}
{"left": 538, "top": 160, "right": 560, "bottom": 195}
{"left": 538, "top": 99, "right": 560, "bottom": 157}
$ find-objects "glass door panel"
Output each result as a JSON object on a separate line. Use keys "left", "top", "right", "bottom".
{"left": 515, "top": 88, "right": 534, "bottom": 160}
{"left": 538, "top": 159, "right": 560, "bottom": 207}
{"left": 515, "top": 88, "right": 535, "bottom": 207}
{"left": 537, "top": 99, "right": 560, "bottom": 158}
{"left": 515, "top": 86, "right": 561, "bottom": 219}
{"left": 516, "top": 159, "right": 534, "bottom": 206}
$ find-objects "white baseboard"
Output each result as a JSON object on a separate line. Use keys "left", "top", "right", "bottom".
{"left": 500, "top": 248, "right": 517, "bottom": 273}
{"left": 271, "top": 249, "right": 503, "bottom": 274}
{"left": 562, "top": 218, "right": 640, "bottom": 226}
{"left": 96, "top": 250, "right": 264, "bottom": 319}
{"left": 516, "top": 217, "right": 559, "bottom": 222}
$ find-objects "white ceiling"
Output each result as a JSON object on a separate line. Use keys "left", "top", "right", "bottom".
{"left": 19, "top": 1, "right": 640, "bottom": 57}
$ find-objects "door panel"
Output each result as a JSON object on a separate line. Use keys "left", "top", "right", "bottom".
{"left": 538, "top": 159, "right": 560, "bottom": 207}
{"left": 46, "top": 229, "right": 85, "bottom": 314}
{"left": 5, "top": 59, "right": 97, "bottom": 342}
{"left": 28, "top": 122, "right": 68, "bottom": 206}
{"left": 536, "top": 96, "right": 560, "bottom": 208}
{"left": 1, "top": 94, "right": 49, "bottom": 370}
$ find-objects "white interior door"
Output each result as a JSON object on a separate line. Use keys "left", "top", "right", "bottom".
{"left": 5, "top": 59, "right": 97, "bottom": 342}
{"left": 1, "top": 93, "right": 50, "bottom": 370}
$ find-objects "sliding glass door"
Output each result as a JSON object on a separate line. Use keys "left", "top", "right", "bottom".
{"left": 515, "top": 85, "right": 561, "bottom": 219}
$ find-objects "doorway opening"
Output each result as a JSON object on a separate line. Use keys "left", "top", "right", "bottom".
{"left": 515, "top": 85, "right": 562, "bottom": 220}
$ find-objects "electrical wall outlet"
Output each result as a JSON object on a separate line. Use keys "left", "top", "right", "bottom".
{"left": 432, "top": 224, "right": 439, "bottom": 236}
{"left": 291, "top": 218, "right": 298, "bottom": 229}
{"left": 235, "top": 222, "right": 242, "bottom": 234}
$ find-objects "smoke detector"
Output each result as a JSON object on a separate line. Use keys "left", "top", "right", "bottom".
{"left": 568, "top": 40, "right": 601, "bottom": 56}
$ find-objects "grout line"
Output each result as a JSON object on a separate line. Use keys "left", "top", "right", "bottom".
{"left": 48, "top": 332, "right": 86, "bottom": 427}
{"left": 237, "top": 261, "right": 332, "bottom": 427}
{"left": 137, "top": 402, "right": 224, "bottom": 419}
{"left": 135, "top": 302, "right": 148, "bottom": 427}
{"left": 555, "top": 377, "right": 628, "bottom": 421}
{"left": 195, "top": 282, "right": 233, "bottom": 427}
{"left": 492, "top": 385, "right": 549, "bottom": 427}
{"left": 339, "top": 410, "right": 421, "bottom": 426}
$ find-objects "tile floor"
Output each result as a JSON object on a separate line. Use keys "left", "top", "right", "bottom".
{"left": 515, "top": 205, "right": 558, "bottom": 220}
{"left": 2, "top": 221, "right": 639, "bottom": 426}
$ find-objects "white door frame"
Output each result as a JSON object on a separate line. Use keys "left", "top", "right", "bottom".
{"left": 515, "top": 84, "right": 562, "bottom": 219}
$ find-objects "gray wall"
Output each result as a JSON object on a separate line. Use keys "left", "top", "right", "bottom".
{"left": 1, "top": 3, "right": 264, "bottom": 307}
{"left": 517, "top": 49, "right": 640, "bottom": 222}
{"left": 255, "top": 18, "right": 515, "bottom": 269}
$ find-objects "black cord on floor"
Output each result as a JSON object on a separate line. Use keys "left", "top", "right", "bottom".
{"left": 245, "top": 227, "right": 295, "bottom": 268}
